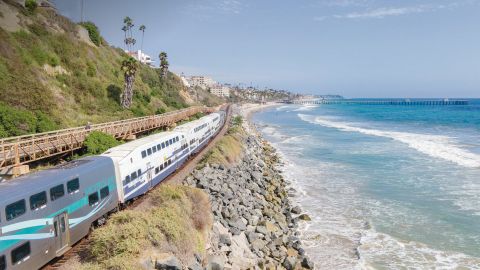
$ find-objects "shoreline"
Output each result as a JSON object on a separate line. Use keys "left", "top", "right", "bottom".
{"left": 183, "top": 104, "right": 314, "bottom": 269}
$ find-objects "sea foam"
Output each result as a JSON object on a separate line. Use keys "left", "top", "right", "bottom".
{"left": 298, "top": 114, "right": 480, "bottom": 168}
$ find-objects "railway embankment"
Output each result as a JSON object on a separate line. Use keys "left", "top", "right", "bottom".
{"left": 182, "top": 112, "right": 314, "bottom": 269}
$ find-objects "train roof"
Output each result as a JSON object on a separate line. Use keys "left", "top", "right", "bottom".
{"left": 101, "top": 131, "right": 181, "bottom": 160}
{"left": 0, "top": 156, "right": 112, "bottom": 203}
{"left": 174, "top": 113, "right": 219, "bottom": 132}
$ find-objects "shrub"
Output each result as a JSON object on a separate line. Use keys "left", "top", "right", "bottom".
{"left": 25, "top": 0, "right": 38, "bottom": 14}
{"left": 0, "top": 103, "right": 37, "bottom": 137}
{"left": 84, "top": 131, "right": 120, "bottom": 155}
{"left": 79, "top": 21, "right": 101, "bottom": 46}
{"left": 35, "top": 112, "right": 57, "bottom": 132}
{"left": 155, "top": 107, "right": 167, "bottom": 114}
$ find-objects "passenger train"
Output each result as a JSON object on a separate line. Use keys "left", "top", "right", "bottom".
{"left": 0, "top": 110, "right": 226, "bottom": 270}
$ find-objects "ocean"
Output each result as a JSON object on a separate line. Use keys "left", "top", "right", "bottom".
{"left": 252, "top": 100, "right": 480, "bottom": 269}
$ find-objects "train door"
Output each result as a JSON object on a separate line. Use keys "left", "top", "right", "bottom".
{"left": 146, "top": 162, "right": 153, "bottom": 189}
{"left": 53, "top": 212, "right": 70, "bottom": 255}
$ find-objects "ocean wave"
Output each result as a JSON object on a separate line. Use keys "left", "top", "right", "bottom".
{"left": 298, "top": 114, "right": 480, "bottom": 168}
{"left": 358, "top": 229, "right": 480, "bottom": 269}
{"left": 293, "top": 105, "right": 319, "bottom": 112}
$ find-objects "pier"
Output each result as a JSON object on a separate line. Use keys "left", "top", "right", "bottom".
{"left": 282, "top": 99, "right": 469, "bottom": 106}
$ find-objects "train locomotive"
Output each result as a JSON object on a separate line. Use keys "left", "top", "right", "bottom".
{"left": 0, "top": 111, "right": 226, "bottom": 270}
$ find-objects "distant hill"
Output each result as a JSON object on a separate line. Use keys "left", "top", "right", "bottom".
{"left": 0, "top": 0, "right": 222, "bottom": 138}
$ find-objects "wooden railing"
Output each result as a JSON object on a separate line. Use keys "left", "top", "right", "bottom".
{"left": 0, "top": 106, "right": 217, "bottom": 173}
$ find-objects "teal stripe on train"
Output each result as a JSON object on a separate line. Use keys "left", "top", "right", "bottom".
{"left": 0, "top": 175, "right": 116, "bottom": 253}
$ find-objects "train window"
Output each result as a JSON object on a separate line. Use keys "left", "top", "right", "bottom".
{"left": 165, "top": 140, "right": 169, "bottom": 147}
{"left": 100, "top": 186, "right": 109, "bottom": 200}
{"left": 6, "top": 199, "right": 26, "bottom": 221}
{"left": 176, "top": 136, "right": 179, "bottom": 142}
{"left": 152, "top": 146, "right": 157, "bottom": 153}
{"left": 161, "top": 142, "right": 165, "bottom": 149}
{"left": 124, "top": 175, "right": 131, "bottom": 184}
{"left": 30, "top": 191, "right": 47, "bottom": 210}
{"left": 155, "top": 167, "right": 159, "bottom": 174}
{"left": 67, "top": 178, "right": 80, "bottom": 194}
{"left": 131, "top": 171, "right": 137, "bottom": 180}
{"left": 11, "top": 242, "right": 30, "bottom": 265}
{"left": 0, "top": 255, "right": 5, "bottom": 270}
{"left": 141, "top": 150, "right": 146, "bottom": 158}
{"left": 160, "top": 164, "right": 164, "bottom": 170}
{"left": 88, "top": 192, "right": 99, "bottom": 206}
{"left": 137, "top": 169, "right": 141, "bottom": 176}
{"left": 163, "top": 161, "right": 167, "bottom": 168}
{"left": 147, "top": 148, "right": 152, "bottom": 156}
{"left": 157, "top": 144, "right": 161, "bottom": 150}
{"left": 169, "top": 139, "right": 173, "bottom": 145}
{"left": 168, "top": 160, "right": 172, "bottom": 165}
{"left": 50, "top": 185, "right": 65, "bottom": 201}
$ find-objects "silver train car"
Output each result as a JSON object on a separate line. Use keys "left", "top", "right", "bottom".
{"left": 0, "top": 111, "right": 225, "bottom": 270}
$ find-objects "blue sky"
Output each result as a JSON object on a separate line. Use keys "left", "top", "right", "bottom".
{"left": 53, "top": 0, "right": 480, "bottom": 98}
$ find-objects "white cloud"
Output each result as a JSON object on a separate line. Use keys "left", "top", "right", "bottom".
{"left": 335, "top": 6, "right": 427, "bottom": 19}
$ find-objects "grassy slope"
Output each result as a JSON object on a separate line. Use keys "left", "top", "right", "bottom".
{"left": 75, "top": 185, "right": 212, "bottom": 270}
{"left": 200, "top": 116, "right": 245, "bottom": 166}
{"left": 0, "top": 1, "right": 221, "bottom": 138}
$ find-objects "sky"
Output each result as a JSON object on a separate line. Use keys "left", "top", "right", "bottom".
{"left": 52, "top": 0, "right": 480, "bottom": 98}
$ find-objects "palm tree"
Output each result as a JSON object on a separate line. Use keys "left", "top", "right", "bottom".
{"left": 120, "top": 57, "right": 138, "bottom": 108}
{"left": 123, "top": 16, "right": 134, "bottom": 51}
{"left": 139, "top": 25, "right": 146, "bottom": 51}
{"left": 121, "top": 25, "right": 128, "bottom": 50}
{"left": 159, "top": 52, "right": 169, "bottom": 78}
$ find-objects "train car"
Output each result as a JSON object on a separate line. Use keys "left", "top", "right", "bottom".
{"left": 174, "top": 113, "right": 223, "bottom": 155}
{"left": 0, "top": 156, "right": 118, "bottom": 270}
{"left": 101, "top": 131, "right": 189, "bottom": 204}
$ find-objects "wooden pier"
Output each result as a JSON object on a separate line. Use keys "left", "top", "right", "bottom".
{"left": 283, "top": 99, "right": 469, "bottom": 106}
{"left": 0, "top": 106, "right": 217, "bottom": 175}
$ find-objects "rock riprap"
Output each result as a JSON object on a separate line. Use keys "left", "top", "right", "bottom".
{"left": 184, "top": 133, "right": 314, "bottom": 269}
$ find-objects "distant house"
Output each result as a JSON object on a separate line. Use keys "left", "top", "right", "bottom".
{"left": 210, "top": 84, "right": 230, "bottom": 98}
{"left": 126, "top": 50, "right": 155, "bottom": 67}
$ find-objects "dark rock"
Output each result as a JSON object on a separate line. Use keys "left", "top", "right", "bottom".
{"left": 219, "top": 233, "right": 232, "bottom": 246}
{"left": 298, "top": 214, "right": 311, "bottom": 221}
{"left": 156, "top": 256, "right": 181, "bottom": 270}
{"left": 282, "top": 256, "right": 297, "bottom": 270}
{"left": 301, "top": 257, "right": 315, "bottom": 269}
{"left": 291, "top": 206, "right": 302, "bottom": 214}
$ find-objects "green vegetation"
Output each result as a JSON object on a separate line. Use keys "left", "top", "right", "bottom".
{"left": 84, "top": 131, "right": 121, "bottom": 155}
{"left": 201, "top": 116, "right": 245, "bottom": 166}
{"left": 0, "top": 102, "right": 57, "bottom": 137}
{"left": 0, "top": 3, "right": 224, "bottom": 138}
{"left": 79, "top": 21, "right": 101, "bottom": 46}
{"left": 25, "top": 0, "right": 37, "bottom": 14}
{"left": 82, "top": 185, "right": 212, "bottom": 269}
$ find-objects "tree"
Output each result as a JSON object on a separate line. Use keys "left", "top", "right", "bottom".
{"left": 123, "top": 16, "right": 135, "bottom": 51}
{"left": 120, "top": 57, "right": 138, "bottom": 108}
{"left": 139, "top": 25, "right": 146, "bottom": 51}
{"left": 159, "top": 52, "right": 169, "bottom": 78}
{"left": 121, "top": 25, "right": 127, "bottom": 50}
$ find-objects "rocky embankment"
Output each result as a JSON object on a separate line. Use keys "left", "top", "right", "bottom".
{"left": 183, "top": 129, "right": 314, "bottom": 269}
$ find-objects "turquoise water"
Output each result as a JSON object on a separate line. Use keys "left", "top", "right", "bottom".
{"left": 252, "top": 100, "right": 480, "bottom": 269}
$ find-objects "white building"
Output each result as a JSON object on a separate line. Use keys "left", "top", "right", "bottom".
{"left": 210, "top": 85, "right": 230, "bottom": 97}
{"left": 188, "top": 76, "right": 216, "bottom": 89}
{"left": 126, "top": 50, "right": 155, "bottom": 67}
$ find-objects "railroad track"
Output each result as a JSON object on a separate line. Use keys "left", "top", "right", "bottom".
{"left": 40, "top": 105, "right": 231, "bottom": 270}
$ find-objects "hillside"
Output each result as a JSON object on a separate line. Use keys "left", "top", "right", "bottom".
{"left": 0, "top": 0, "right": 223, "bottom": 138}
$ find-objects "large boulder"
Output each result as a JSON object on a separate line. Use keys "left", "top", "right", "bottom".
{"left": 155, "top": 255, "right": 181, "bottom": 270}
